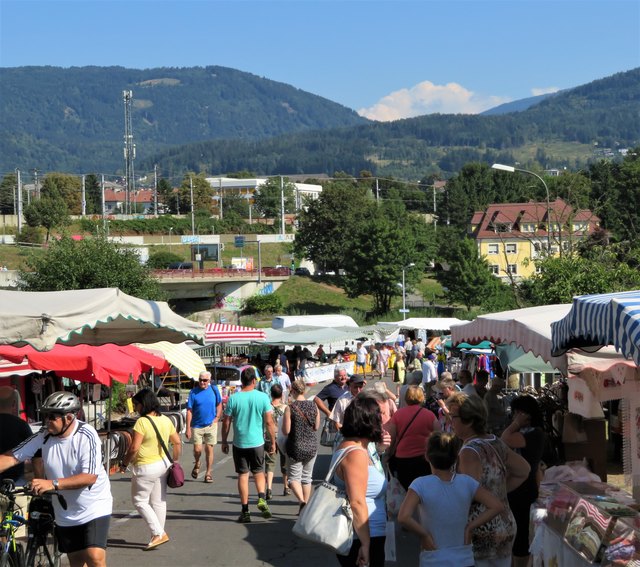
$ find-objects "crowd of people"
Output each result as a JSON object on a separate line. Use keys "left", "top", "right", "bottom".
{"left": 0, "top": 338, "right": 550, "bottom": 567}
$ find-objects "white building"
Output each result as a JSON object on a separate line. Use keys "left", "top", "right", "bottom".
{"left": 205, "top": 177, "right": 322, "bottom": 215}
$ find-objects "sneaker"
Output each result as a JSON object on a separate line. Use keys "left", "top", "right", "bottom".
{"left": 257, "top": 498, "right": 272, "bottom": 519}
{"left": 237, "top": 511, "right": 252, "bottom": 523}
{"left": 266, "top": 488, "right": 272, "bottom": 501}
{"left": 283, "top": 487, "right": 292, "bottom": 496}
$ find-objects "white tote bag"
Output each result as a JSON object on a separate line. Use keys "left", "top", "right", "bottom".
{"left": 292, "top": 446, "right": 362, "bottom": 555}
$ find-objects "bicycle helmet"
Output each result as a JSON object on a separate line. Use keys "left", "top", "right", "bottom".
{"left": 40, "top": 392, "right": 81, "bottom": 414}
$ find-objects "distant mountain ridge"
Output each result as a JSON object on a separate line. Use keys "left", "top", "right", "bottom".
{"left": 145, "top": 68, "right": 640, "bottom": 179}
{"left": 480, "top": 92, "right": 557, "bottom": 115}
{"left": 0, "top": 65, "right": 638, "bottom": 179}
{"left": 0, "top": 65, "right": 367, "bottom": 173}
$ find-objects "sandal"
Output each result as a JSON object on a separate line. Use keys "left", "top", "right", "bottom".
{"left": 191, "top": 463, "right": 200, "bottom": 479}
{"left": 204, "top": 474, "right": 213, "bottom": 483}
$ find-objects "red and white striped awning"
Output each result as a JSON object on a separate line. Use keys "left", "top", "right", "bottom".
{"left": 205, "top": 323, "right": 266, "bottom": 343}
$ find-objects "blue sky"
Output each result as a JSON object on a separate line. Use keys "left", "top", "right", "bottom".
{"left": 1, "top": 0, "right": 638, "bottom": 120}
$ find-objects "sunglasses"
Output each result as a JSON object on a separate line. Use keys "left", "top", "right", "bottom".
{"left": 44, "top": 414, "right": 64, "bottom": 422}
{"left": 199, "top": 379, "right": 210, "bottom": 383}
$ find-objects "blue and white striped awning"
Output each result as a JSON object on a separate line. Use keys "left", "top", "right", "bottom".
{"left": 551, "top": 290, "right": 640, "bottom": 365}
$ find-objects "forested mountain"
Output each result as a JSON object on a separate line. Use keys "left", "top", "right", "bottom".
{"left": 480, "top": 92, "right": 555, "bottom": 115}
{"left": 0, "top": 65, "right": 367, "bottom": 173}
{"left": 1, "top": 66, "right": 638, "bottom": 180}
{"left": 146, "top": 68, "right": 640, "bottom": 180}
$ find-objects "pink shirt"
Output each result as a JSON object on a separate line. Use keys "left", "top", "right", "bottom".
{"left": 391, "top": 405, "right": 437, "bottom": 458}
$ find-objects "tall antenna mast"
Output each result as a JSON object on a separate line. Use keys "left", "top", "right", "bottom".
{"left": 123, "top": 90, "right": 136, "bottom": 215}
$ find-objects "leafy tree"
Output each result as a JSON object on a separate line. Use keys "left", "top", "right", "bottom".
{"left": 23, "top": 195, "right": 70, "bottom": 242}
{"left": 156, "top": 178, "right": 174, "bottom": 212}
{"left": 19, "top": 236, "right": 164, "bottom": 300}
{"left": 0, "top": 173, "right": 16, "bottom": 214}
{"left": 521, "top": 254, "right": 640, "bottom": 305}
{"left": 178, "top": 173, "right": 213, "bottom": 215}
{"left": 252, "top": 177, "right": 296, "bottom": 220}
{"left": 40, "top": 172, "right": 82, "bottom": 214}
{"left": 435, "top": 237, "right": 499, "bottom": 311}
{"left": 294, "top": 180, "right": 376, "bottom": 274}
{"left": 222, "top": 191, "right": 250, "bottom": 218}
{"left": 342, "top": 205, "right": 429, "bottom": 314}
{"left": 84, "top": 174, "right": 102, "bottom": 215}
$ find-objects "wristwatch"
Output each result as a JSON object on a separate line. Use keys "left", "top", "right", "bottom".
{"left": 52, "top": 479, "right": 60, "bottom": 491}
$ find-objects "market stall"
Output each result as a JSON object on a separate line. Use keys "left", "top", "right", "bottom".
{"left": 552, "top": 290, "right": 640, "bottom": 500}
{"left": 0, "top": 287, "right": 205, "bottom": 350}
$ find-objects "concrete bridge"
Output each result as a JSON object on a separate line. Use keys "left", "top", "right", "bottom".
{"left": 0, "top": 268, "right": 290, "bottom": 306}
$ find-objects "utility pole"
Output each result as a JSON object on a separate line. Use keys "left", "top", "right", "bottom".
{"left": 219, "top": 178, "right": 223, "bottom": 220}
{"left": 33, "top": 169, "right": 39, "bottom": 199}
{"left": 15, "top": 169, "right": 22, "bottom": 233}
{"left": 101, "top": 174, "right": 106, "bottom": 233}
{"left": 375, "top": 178, "right": 380, "bottom": 202}
{"left": 154, "top": 164, "right": 158, "bottom": 216}
{"left": 81, "top": 174, "right": 86, "bottom": 216}
{"left": 190, "top": 176, "right": 195, "bottom": 236}
{"left": 280, "top": 176, "right": 285, "bottom": 237}
{"left": 123, "top": 90, "right": 135, "bottom": 215}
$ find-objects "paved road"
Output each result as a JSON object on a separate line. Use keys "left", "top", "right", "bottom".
{"left": 106, "top": 379, "right": 421, "bottom": 567}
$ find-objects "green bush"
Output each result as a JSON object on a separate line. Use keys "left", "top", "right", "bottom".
{"left": 147, "top": 250, "right": 185, "bottom": 269}
{"left": 16, "top": 226, "right": 45, "bottom": 245}
{"left": 243, "top": 293, "right": 283, "bottom": 314}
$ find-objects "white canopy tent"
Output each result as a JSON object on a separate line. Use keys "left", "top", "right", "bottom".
{"left": 379, "top": 317, "right": 466, "bottom": 332}
{"left": 0, "top": 288, "right": 205, "bottom": 350}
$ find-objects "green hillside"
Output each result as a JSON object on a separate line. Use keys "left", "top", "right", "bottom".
{"left": 0, "top": 65, "right": 367, "bottom": 173}
{"left": 145, "top": 68, "right": 640, "bottom": 178}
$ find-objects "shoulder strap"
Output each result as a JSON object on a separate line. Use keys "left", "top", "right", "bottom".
{"left": 396, "top": 406, "right": 423, "bottom": 446}
{"left": 291, "top": 401, "right": 314, "bottom": 428}
{"left": 325, "top": 445, "right": 366, "bottom": 483}
{"left": 144, "top": 415, "right": 173, "bottom": 463}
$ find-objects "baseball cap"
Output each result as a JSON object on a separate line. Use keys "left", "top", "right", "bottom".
{"left": 348, "top": 375, "right": 366, "bottom": 385}
{"left": 427, "top": 353, "right": 436, "bottom": 360}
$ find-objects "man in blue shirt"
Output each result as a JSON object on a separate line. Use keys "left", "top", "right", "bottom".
{"left": 314, "top": 367, "right": 349, "bottom": 418}
{"left": 186, "top": 371, "right": 222, "bottom": 484}
{"left": 221, "top": 367, "right": 276, "bottom": 523}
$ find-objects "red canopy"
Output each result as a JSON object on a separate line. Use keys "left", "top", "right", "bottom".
{"left": 205, "top": 323, "right": 266, "bottom": 343}
{"left": 0, "top": 343, "right": 170, "bottom": 385}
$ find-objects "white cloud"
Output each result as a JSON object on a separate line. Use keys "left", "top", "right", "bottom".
{"left": 357, "top": 81, "right": 511, "bottom": 121}
{"left": 531, "top": 86, "right": 560, "bottom": 96}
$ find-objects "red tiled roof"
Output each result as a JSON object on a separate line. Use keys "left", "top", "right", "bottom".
{"left": 471, "top": 198, "right": 600, "bottom": 239}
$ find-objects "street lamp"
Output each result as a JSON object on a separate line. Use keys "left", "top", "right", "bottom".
{"left": 492, "top": 163, "right": 552, "bottom": 253}
{"left": 168, "top": 227, "right": 173, "bottom": 246}
{"left": 400, "top": 262, "right": 415, "bottom": 320}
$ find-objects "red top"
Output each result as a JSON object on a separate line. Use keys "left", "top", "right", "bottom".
{"left": 390, "top": 405, "right": 437, "bottom": 458}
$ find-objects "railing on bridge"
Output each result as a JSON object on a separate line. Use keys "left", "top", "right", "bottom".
{"left": 154, "top": 267, "right": 291, "bottom": 278}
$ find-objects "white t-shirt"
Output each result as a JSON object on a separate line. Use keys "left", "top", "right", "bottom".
{"left": 421, "top": 359, "right": 437, "bottom": 383}
{"left": 13, "top": 420, "right": 112, "bottom": 526}
{"left": 329, "top": 390, "right": 355, "bottom": 427}
{"left": 356, "top": 346, "right": 368, "bottom": 364}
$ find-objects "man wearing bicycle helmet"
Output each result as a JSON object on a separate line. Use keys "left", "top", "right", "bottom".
{"left": 0, "top": 391, "right": 112, "bottom": 567}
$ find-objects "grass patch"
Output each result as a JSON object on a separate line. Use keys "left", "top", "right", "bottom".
{"left": 275, "top": 276, "right": 373, "bottom": 316}
{"left": 0, "top": 244, "right": 44, "bottom": 270}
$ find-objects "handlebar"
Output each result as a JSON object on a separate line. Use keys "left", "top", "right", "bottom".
{"left": 0, "top": 478, "right": 67, "bottom": 510}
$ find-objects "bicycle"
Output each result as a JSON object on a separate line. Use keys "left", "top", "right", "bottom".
{"left": 0, "top": 478, "right": 27, "bottom": 567}
{"left": 24, "top": 492, "right": 61, "bottom": 567}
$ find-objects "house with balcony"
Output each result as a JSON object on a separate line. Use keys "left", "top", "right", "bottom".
{"left": 469, "top": 198, "right": 600, "bottom": 281}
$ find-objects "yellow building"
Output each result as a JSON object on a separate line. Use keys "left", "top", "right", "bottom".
{"left": 469, "top": 198, "right": 600, "bottom": 280}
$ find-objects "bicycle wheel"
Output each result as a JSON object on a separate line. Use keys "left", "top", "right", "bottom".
{"left": 0, "top": 543, "right": 24, "bottom": 567}
{"left": 25, "top": 534, "right": 59, "bottom": 567}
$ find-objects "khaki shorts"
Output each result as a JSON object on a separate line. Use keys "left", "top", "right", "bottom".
{"left": 192, "top": 423, "right": 218, "bottom": 445}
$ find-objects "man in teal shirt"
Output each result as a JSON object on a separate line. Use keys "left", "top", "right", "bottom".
{"left": 222, "top": 367, "right": 276, "bottom": 523}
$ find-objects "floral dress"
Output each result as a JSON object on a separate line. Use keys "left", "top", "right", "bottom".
{"left": 461, "top": 436, "right": 516, "bottom": 562}
{"left": 285, "top": 400, "right": 318, "bottom": 463}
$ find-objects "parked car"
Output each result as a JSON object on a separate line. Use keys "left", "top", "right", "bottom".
{"left": 167, "top": 261, "right": 193, "bottom": 270}
{"left": 294, "top": 267, "right": 311, "bottom": 276}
